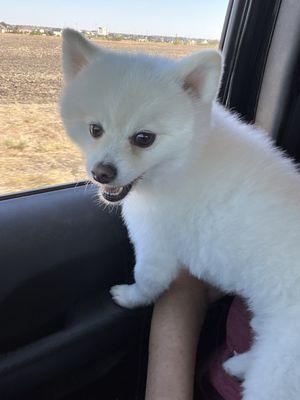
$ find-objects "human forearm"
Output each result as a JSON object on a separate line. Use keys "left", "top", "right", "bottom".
{"left": 145, "top": 271, "right": 208, "bottom": 400}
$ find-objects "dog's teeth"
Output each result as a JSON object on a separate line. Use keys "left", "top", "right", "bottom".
{"left": 103, "top": 186, "right": 123, "bottom": 196}
{"left": 114, "top": 187, "right": 123, "bottom": 195}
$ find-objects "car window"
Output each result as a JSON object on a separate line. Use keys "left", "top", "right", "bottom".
{"left": 0, "top": 0, "right": 229, "bottom": 195}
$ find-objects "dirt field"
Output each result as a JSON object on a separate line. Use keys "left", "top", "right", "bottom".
{"left": 0, "top": 34, "right": 217, "bottom": 195}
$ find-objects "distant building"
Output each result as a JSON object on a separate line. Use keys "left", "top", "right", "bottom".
{"left": 53, "top": 30, "right": 62, "bottom": 37}
{"left": 0, "top": 24, "right": 27, "bottom": 33}
{"left": 0, "top": 22, "right": 9, "bottom": 33}
{"left": 201, "top": 39, "right": 209, "bottom": 45}
{"left": 98, "top": 26, "right": 108, "bottom": 36}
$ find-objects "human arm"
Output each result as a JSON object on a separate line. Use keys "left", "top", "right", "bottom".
{"left": 145, "top": 271, "right": 222, "bottom": 400}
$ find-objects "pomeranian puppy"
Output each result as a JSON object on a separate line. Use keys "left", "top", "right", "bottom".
{"left": 61, "top": 29, "right": 300, "bottom": 399}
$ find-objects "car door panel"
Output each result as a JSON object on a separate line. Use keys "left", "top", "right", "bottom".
{"left": 0, "top": 185, "right": 148, "bottom": 399}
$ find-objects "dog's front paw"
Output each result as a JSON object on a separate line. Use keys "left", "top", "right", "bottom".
{"left": 110, "top": 283, "right": 150, "bottom": 308}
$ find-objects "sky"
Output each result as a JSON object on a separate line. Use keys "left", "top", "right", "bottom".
{"left": 1, "top": 0, "right": 229, "bottom": 39}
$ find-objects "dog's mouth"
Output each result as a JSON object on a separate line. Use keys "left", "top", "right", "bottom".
{"left": 100, "top": 182, "right": 133, "bottom": 203}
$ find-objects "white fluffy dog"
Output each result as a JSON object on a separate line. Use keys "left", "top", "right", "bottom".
{"left": 60, "top": 29, "right": 300, "bottom": 399}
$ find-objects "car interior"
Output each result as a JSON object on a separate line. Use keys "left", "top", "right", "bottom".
{"left": 1, "top": 0, "right": 300, "bottom": 398}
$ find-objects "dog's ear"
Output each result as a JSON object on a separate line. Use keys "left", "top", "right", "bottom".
{"left": 174, "top": 50, "right": 223, "bottom": 104}
{"left": 62, "top": 28, "right": 101, "bottom": 83}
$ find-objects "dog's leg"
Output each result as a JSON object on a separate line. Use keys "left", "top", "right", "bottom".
{"left": 223, "top": 314, "right": 261, "bottom": 381}
{"left": 242, "top": 313, "right": 300, "bottom": 400}
{"left": 110, "top": 252, "right": 179, "bottom": 308}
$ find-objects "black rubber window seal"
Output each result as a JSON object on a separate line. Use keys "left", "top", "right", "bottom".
{"left": 276, "top": 45, "right": 300, "bottom": 162}
{"left": 219, "top": 0, "right": 283, "bottom": 123}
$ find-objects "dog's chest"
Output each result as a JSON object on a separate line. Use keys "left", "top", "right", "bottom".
{"left": 123, "top": 192, "right": 216, "bottom": 262}
{"left": 123, "top": 193, "right": 185, "bottom": 245}
{"left": 123, "top": 189, "right": 243, "bottom": 293}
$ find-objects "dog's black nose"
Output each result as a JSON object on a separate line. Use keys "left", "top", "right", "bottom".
{"left": 91, "top": 162, "right": 117, "bottom": 184}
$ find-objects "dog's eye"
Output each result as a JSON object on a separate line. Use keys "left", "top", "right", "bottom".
{"left": 89, "top": 123, "right": 104, "bottom": 138}
{"left": 131, "top": 131, "right": 156, "bottom": 148}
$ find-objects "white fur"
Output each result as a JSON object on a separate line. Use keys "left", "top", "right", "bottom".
{"left": 60, "top": 29, "right": 300, "bottom": 399}
{"left": 223, "top": 351, "right": 251, "bottom": 381}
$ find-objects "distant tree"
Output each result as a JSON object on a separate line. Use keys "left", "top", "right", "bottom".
{"left": 12, "top": 25, "right": 21, "bottom": 34}
{"left": 30, "top": 30, "right": 42, "bottom": 35}
{"left": 110, "top": 35, "right": 122, "bottom": 41}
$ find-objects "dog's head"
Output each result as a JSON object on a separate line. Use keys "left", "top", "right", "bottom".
{"left": 60, "top": 29, "right": 222, "bottom": 203}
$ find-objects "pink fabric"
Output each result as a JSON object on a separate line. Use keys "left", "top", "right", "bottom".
{"left": 208, "top": 297, "right": 253, "bottom": 400}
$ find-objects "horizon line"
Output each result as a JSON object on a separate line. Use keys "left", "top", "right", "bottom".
{"left": 1, "top": 20, "right": 221, "bottom": 41}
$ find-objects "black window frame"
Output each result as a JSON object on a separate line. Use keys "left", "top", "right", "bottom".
{"left": 218, "top": 0, "right": 283, "bottom": 123}
{"left": 276, "top": 45, "right": 300, "bottom": 161}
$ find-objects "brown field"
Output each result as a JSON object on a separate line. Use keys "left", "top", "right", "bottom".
{"left": 0, "top": 33, "right": 217, "bottom": 195}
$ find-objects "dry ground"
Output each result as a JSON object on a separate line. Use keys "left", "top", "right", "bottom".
{"left": 0, "top": 34, "right": 217, "bottom": 194}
